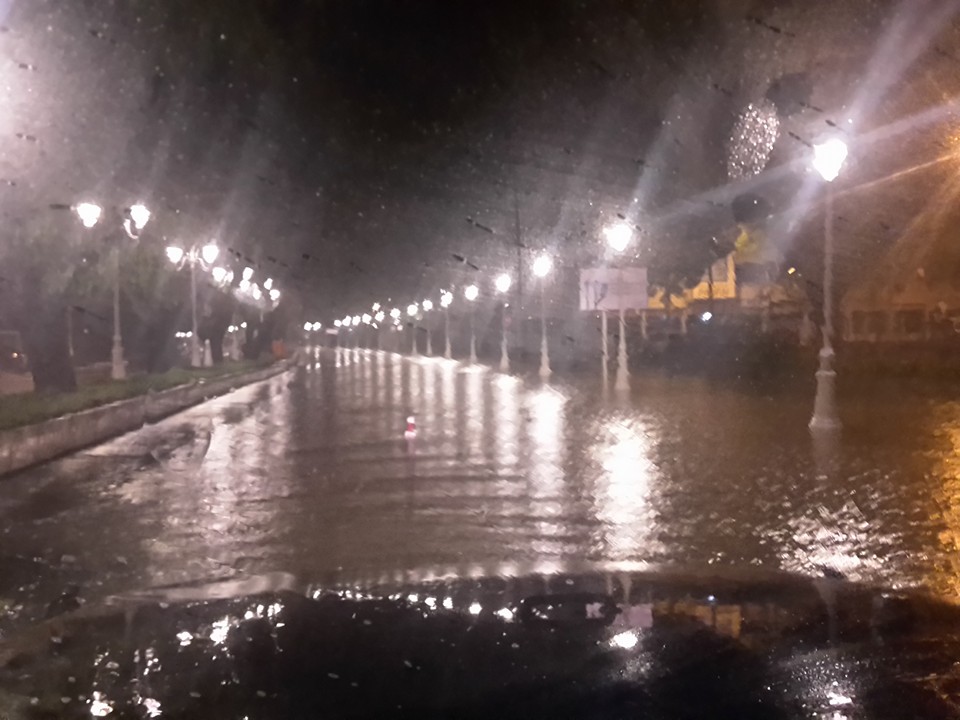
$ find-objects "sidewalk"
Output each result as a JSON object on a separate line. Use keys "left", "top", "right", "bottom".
{"left": 0, "top": 359, "right": 289, "bottom": 476}
{"left": 0, "top": 361, "right": 273, "bottom": 433}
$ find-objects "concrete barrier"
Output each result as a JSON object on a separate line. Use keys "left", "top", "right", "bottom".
{"left": 0, "top": 362, "right": 290, "bottom": 478}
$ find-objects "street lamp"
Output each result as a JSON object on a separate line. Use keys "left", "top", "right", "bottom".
{"left": 422, "top": 299, "right": 434, "bottom": 355}
{"left": 810, "top": 138, "right": 848, "bottom": 431}
{"left": 603, "top": 222, "right": 633, "bottom": 391}
{"left": 533, "top": 254, "right": 553, "bottom": 379}
{"left": 440, "top": 290, "right": 454, "bottom": 359}
{"left": 407, "top": 303, "right": 419, "bottom": 355}
{"left": 74, "top": 201, "right": 150, "bottom": 380}
{"left": 165, "top": 242, "right": 219, "bottom": 367}
{"left": 464, "top": 284, "right": 479, "bottom": 363}
{"left": 75, "top": 202, "right": 102, "bottom": 229}
{"left": 495, "top": 273, "right": 512, "bottom": 372}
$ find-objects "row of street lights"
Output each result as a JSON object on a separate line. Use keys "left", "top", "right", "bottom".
{"left": 73, "top": 200, "right": 282, "bottom": 377}
{"left": 328, "top": 253, "right": 555, "bottom": 377}
{"left": 313, "top": 134, "right": 843, "bottom": 423}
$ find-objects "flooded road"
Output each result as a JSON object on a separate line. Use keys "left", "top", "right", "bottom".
{"left": 3, "top": 348, "right": 960, "bottom": 626}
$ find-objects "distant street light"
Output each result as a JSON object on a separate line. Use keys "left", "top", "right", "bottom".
{"left": 74, "top": 201, "right": 151, "bottom": 380}
{"left": 165, "top": 241, "right": 220, "bottom": 367}
{"left": 604, "top": 222, "right": 633, "bottom": 391}
{"left": 440, "top": 290, "right": 454, "bottom": 359}
{"left": 465, "top": 284, "right": 479, "bottom": 363}
{"left": 495, "top": 273, "right": 512, "bottom": 372}
{"left": 75, "top": 202, "right": 102, "bottom": 229}
{"left": 810, "top": 138, "right": 848, "bottom": 431}
{"left": 603, "top": 222, "right": 632, "bottom": 253}
{"left": 422, "top": 299, "right": 434, "bottom": 355}
{"left": 533, "top": 254, "right": 553, "bottom": 379}
{"left": 406, "top": 303, "right": 419, "bottom": 355}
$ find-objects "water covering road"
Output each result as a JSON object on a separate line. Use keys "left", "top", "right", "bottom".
{"left": 3, "top": 347, "right": 960, "bottom": 627}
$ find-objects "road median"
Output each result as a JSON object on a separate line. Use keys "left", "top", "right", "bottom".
{"left": 0, "top": 360, "right": 291, "bottom": 477}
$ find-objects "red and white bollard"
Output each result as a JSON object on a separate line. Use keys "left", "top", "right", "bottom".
{"left": 404, "top": 415, "right": 417, "bottom": 440}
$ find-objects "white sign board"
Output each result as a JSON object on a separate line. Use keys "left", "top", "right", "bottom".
{"left": 580, "top": 267, "right": 648, "bottom": 311}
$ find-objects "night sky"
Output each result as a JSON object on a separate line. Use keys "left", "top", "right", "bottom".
{"left": 3, "top": 0, "right": 960, "bottom": 320}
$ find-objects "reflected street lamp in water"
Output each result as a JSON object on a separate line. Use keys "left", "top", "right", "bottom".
{"left": 464, "top": 284, "right": 479, "bottom": 363}
{"left": 165, "top": 242, "right": 219, "bottom": 367}
{"left": 809, "top": 138, "right": 847, "bottom": 431}
{"left": 495, "top": 273, "right": 512, "bottom": 372}
{"left": 440, "top": 290, "right": 454, "bottom": 359}
{"left": 603, "top": 222, "right": 633, "bottom": 391}
{"left": 533, "top": 254, "right": 553, "bottom": 379}
{"left": 74, "top": 201, "right": 150, "bottom": 380}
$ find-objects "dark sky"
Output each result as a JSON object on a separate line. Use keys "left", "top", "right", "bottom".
{"left": 4, "top": 0, "right": 960, "bottom": 321}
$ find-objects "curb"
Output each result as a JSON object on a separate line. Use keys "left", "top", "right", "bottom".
{"left": 0, "top": 361, "right": 292, "bottom": 478}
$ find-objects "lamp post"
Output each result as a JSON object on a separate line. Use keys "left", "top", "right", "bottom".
{"left": 165, "top": 242, "right": 219, "bottom": 367}
{"left": 362, "top": 313, "right": 372, "bottom": 349}
{"left": 407, "top": 303, "right": 419, "bottom": 355}
{"left": 533, "top": 254, "right": 553, "bottom": 379}
{"left": 351, "top": 316, "right": 361, "bottom": 349}
{"left": 603, "top": 222, "right": 632, "bottom": 391}
{"left": 495, "top": 273, "right": 512, "bottom": 372}
{"left": 390, "top": 308, "right": 401, "bottom": 352}
{"left": 74, "top": 202, "right": 150, "bottom": 380}
{"left": 422, "top": 299, "right": 434, "bottom": 355}
{"left": 374, "top": 310, "right": 385, "bottom": 349}
{"left": 809, "top": 138, "right": 847, "bottom": 431}
{"left": 464, "top": 284, "right": 479, "bottom": 363}
{"left": 440, "top": 290, "right": 453, "bottom": 359}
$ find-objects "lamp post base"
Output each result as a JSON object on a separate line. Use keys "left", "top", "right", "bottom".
{"left": 539, "top": 343, "right": 551, "bottom": 380}
{"left": 809, "top": 347, "right": 840, "bottom": 431}
{"left": 111, "top": 342, "right": 126, "bottom": 381}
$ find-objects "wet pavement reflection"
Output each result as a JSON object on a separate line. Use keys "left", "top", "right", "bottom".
{"left": 4, "top": 347, "right": 960, "bottom": 626}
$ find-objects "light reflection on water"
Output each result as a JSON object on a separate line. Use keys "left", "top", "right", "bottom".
{"left": 10, "top": 350, "right": 960, "bottom": 604}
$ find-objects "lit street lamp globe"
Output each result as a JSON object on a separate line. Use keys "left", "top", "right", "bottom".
{"left": 422, "top": 299, "right": 434, "bottom": 312}
{"left": 201, "top": 243, "right": 219, "bottom": 265}
{"left": 375, "top": 311, "right": 385, "bottom": 323}
{"left": 812, "top": 138, "right": 848, "bottom": 182}
{"left": 75, "top": 202, "right": 102, "bottom": 229}
{"left": 440, "top": 290, "right": 454, "bottom": 308}
{"left": 464, "top": 284, "right": 479, "bottom": 302}
{"left": 128, "top": 203, "right": 151, "bottom": 231}
{"left": 303, "top": 322, "right": 312, "bottom": 332}
{"left": 495, "top": 273, "right": 512, "bottom": 294}
{"left": 334, "top": 319, "right": 342, "bottom": 328}
{"left": 407, "top": 303, "right": 419, "bottom": 317}
{"left": 269, "top": 288, "right": 281, "bottom": 302}
{"left": 362, "top": 313, "right": 372, "bottom": 324}
{"left": 533, "top": 254, "right": 553, "bottom": 278}
{"left": 603, "top": 223, "right": 632, "bottom": 253}
{"left": 390, "top": 307, "right": 401, "bottom": 319}
{"left": 165, "top": 246, "right": 185, "bottom": 265}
